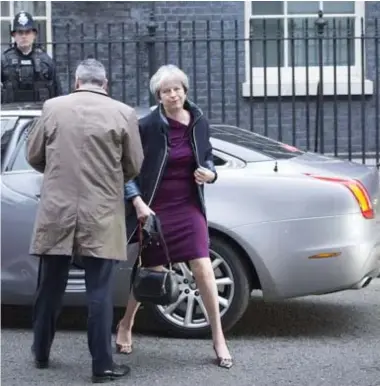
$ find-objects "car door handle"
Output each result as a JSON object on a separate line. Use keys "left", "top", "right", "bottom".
{"left": 35, "top": 193, "right": 41, "bottom": 199}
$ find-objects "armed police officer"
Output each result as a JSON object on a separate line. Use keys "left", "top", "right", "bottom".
{"left": 1, "top": 11, "right": 62, "bottom": 104}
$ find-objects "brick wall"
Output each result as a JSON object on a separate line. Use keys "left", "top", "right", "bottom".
{"left": 51, "top": 1, "right": 380, "bottom": 155}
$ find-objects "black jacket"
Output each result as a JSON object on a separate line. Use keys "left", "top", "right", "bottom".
{"left": 124, "top": 100, "right": 217, "bottom": 242}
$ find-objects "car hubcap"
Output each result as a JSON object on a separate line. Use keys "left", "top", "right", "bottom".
{"left": 156, "top": 250, "right": 235, "bottom": 329}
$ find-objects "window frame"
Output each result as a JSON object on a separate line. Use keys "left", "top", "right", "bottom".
{"left": 242, "top": 0, "right": 373, "bottom": 97}
{"left": 0, "top": 0, "right": 52, "bottom": 56}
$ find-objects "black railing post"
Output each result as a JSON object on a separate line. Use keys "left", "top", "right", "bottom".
{"left": 314, "top": 81, "right": 321, "bottom": 152}
{"left": 314, "top": 11, "right": 327, "bottom": 153}
{"left": 146, "top": 8, "right": 158, "bottom": 106}
{"left": 375, "top": 18, "right": 379, "bottom": 167}
{"left": 65, "top": 24, "right": 72, "bottom": 94}
{"left": 107, "top": 24, "right": 113, "bottom": 97}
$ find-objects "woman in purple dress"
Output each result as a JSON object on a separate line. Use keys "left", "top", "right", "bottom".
{"left": 115, "top": 65, "right": 233, "bottom": 369}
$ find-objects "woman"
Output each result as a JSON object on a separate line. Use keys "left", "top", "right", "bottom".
{"left": 116, "top": 64, "right": 233, "bottom": 369}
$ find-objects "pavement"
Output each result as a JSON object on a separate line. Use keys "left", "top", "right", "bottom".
{"left": 2, "top": 279, "right": 380, "bottom": 386}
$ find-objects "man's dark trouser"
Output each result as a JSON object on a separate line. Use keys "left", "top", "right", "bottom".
{"left": 32, "top": 255, "right": 115, "bottom": 373}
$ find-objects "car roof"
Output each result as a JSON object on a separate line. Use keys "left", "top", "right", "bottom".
{"left": 1, "top": 102, "right": 44, "bottom": 116}
{"left": 0, "top": 102, "right": 153, "bottom": 118}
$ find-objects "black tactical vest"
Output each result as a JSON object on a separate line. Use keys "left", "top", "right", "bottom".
{"left": 2, "top": 47, "right": 54, "bottom": 103}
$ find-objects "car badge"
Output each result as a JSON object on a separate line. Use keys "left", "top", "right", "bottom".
{"left": 18, "top": 12, "right": 29, "bottom": 26}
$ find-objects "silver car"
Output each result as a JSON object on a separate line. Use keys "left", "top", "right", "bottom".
{"left": 1, "top": 102, "right": 380, "bottom": 338}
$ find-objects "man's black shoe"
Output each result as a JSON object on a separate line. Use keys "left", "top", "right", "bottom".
{"left": 92, "top": 364, "right": 131, "bottom": 383}
{"left": 31, "top": 345, "right": 49, "bottom": 369}
{"left": 35, "top": 359, "right": 49, "bottom": 369}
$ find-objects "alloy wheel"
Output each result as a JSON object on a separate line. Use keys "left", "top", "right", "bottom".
{"left": 156, "top": 249, "right": 235, "bottom": 329}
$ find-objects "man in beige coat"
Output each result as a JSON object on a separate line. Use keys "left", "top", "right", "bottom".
{"left": 26, "top": 58, "right": 144, "bottom": 383}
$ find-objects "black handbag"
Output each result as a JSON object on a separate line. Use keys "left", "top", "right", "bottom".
{"left": 132, "top": 214, "right": 180, "bottom": 306}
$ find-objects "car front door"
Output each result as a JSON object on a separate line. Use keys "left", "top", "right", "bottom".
{"left": 1, "top": 118, "right": 44, "bottom": 304}
{"left": 1, "top": 120, "right": 131, "bottom": 307}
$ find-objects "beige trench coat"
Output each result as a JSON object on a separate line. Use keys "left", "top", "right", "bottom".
{"left": 26, "top": 85, "right": 144, "bottom": 260}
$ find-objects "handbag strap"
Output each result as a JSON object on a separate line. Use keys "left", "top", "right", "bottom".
{"left": 137, "top": 216, "right": 173, "bottom": 270}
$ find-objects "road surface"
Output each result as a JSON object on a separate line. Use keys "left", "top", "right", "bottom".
{"left": 2, "top": 280, "right": 380, "bottom": 386}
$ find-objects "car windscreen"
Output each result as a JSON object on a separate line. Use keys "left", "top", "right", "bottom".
{"left": 210, "top": 125, "right": 305, "bottom": 160}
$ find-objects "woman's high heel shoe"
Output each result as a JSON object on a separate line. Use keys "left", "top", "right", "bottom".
{"left": 115, "top": 322, "right": 133, "bottom": 355}
{"left": 213, "top": 345, "right": 233, "bottom": 369}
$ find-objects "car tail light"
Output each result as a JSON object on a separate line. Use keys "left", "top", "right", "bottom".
{"left": 305, "top": 174, "right": 374, "bottom": 219}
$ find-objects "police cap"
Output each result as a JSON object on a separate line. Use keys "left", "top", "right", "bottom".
{"left": 11, "top": 11, "right": 37, "bottom": 34}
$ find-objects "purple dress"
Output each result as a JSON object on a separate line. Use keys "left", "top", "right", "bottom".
{"left": 141, "top": 117, "right": 209, "bottom": 267}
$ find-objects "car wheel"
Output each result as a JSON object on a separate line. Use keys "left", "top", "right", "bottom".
{"left": 140, "top": 236, "right": 251, "bottom": 338}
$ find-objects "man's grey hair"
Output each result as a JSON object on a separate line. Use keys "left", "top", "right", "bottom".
{"left": 149, "top": 64, "right": 189, "bottom": 97}
{"left": 75, "top": 58, "right": 107, "bottom": 87}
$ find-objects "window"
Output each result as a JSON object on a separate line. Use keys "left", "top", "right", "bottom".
{"left": 1, "top": 118, "right": 16, "bottom": 161}
{"left": 1, "top": 118, "right": 14, "bottom": 138}
{"left": 4, "top": 118, "right": 36, "bottom": 171}
{"left": 9, "top": 134, "right": 32, "bottom": 171}
{"left": 1, "top": 1, "right": 52, "bottom": 55}
{"left": 243, "top": 1, "right": 373, "bottom": 97}
{"left": 212, "top": 152, "right": 227, "bottom": 167}
{"left": 211, "top": 125, "right": 304, "bottom": 161}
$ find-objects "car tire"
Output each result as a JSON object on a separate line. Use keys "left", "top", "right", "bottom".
{"left": 136, "top": 236, "right": 251, "bottom": 338}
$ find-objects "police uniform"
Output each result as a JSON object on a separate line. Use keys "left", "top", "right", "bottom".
{"left": 1, "top": 11, "right": 62, "bottom": 104}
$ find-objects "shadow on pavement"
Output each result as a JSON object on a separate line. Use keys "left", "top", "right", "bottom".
{"left": 1, "top": 291, "right": 368, "bottom": 340}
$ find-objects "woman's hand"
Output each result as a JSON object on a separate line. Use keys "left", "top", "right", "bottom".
{"left": 132, "top": 196, "right": 155, "bottom": 223}
{"left": 194, "top": 166, "right": 215, "bottom": 185}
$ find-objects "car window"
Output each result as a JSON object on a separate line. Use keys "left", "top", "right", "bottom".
{"left": 213, "top": 153, "right": 227, "bottom": 166}
{"left": 1, "top": 118, "right": 16, "bottom": 161}
{"left": 11, "top": 138, "right": 33, "bottom": 171}
{"left": 210, "top": 124, "right": 304, "bottom": 160}
{"left": 1, "top": 118, "right": 14, "bottom": 137}
{"left": 9, "top": 120, "right": 37, "bottom": 171}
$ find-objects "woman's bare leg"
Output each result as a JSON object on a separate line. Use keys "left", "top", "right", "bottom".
{"left": 189, "top": 258, "right": 231, "bottom": 360}
{"left": 115, "top": 292, "right": 140, "bottom": 353}
{"left": 116, "top": 265, "right": 163, "bottom": 352}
